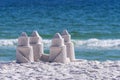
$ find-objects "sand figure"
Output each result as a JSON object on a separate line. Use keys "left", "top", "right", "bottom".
{"left": 30, "top": 31, "right": 43, "bottom": 61}
{"left": 16, "top": 32, "right": 34, "bottom": 63}
{"left": 49, "top": 33, "right": 70, "bottom": 63}
{"left": 62, "top": 30, "right": 75, "bottom": 61}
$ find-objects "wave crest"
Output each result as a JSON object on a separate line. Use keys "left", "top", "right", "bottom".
{"left": 0, "top": 39, "right": 120, "bottom": 49}
{"left": 73, "top": 39, "right": 120, "bottom": 49}
{"left": 0, "top": 39, "right": 17, "bottom": 46}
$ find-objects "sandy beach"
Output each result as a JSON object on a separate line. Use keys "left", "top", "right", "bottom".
{"left": 0, "top": 60, "right": 120, "bottom": 80}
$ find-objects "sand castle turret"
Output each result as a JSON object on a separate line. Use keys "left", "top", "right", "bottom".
{"left": 16, "top": 32, "right": 34, "bottom": 63}
{"left": 49, "top": 33, "right": 70, "bottom": 63}
{"left": 62, "top": 30, "right": 75, "bottom": 61}
{"left": 30, "top": 31, "right": 44, "bottom": 61}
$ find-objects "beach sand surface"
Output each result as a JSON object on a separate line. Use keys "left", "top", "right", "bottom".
{"left": 0, "top": 60, "right": 120, "bottom": 80}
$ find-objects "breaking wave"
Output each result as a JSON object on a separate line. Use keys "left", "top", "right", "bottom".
{"left": 0, "top": 39, "right": 17, "bottom": 46}
{"left": 0, "top": 38, "right": 120, "bottom": 49}
{"left": 73, "top": 39, "right": 120, "bottom": 49}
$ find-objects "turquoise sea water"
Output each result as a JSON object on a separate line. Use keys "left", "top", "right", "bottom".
{"left": 0, "top": 0, "right": 120, "bottom": 61}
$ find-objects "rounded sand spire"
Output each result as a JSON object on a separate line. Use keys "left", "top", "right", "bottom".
{"left": 52, "top": 33, "right": 64, "bottom": 47}
{"left": 18, "top": 32, "right": 29, "bottom": 46}
{"left": 31, "top": 31, "right": 42, "bottom": 40}
{"left": 61, "top": 30, "right": 71, "bottom": 43}
{"left": 49, "top": 33, "right": 69, "bottom": 63}
{"left": 16, "top": 32, "right": 34, "bottom": 63}
{"left": 30, "top": 31, "right": 43, "bottom": 61}
{"left": 54, "top": 33, "right": 63, "bottom": 39}
{"left": 30, "top": 31, "right": 42, "bottom": 44}
{"left": 62, "top": 30, "right": 75, "bottom": 61}
{"left": 21, "top": 32, "right": 28, "bottom": 37}
{"left": 62, "top": 30, "right": 69, "bottom": 35}
{"left": 31, "top": 31, "right": 41, "bottom": 37}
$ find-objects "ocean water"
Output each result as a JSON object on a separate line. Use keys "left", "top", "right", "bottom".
{"left": 0, "top": 0, "right": 120, "bottom": 61}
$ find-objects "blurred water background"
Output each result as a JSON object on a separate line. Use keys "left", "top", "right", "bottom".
{"left": 0, "top": 0, "right": 120, "bottom": 61}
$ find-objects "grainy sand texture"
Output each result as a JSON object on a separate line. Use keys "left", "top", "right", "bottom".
{"left": 0, "top": 60, "right": 120, "bottom": 80}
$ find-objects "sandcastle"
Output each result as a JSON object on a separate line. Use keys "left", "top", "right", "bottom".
{"left": 16, "top": 32, "right": 34, "bottom": 63}
{"left": 61, "top": 30, "right": 75, "bottom": 61}
{"left": 49, "top": 33, "right": 70, "bottom": 63}
{"left": 30, "top": 31, "right": 43, "bottom": 61}
{"left": 16, "top": 30, "right": 75, "bottom": 63}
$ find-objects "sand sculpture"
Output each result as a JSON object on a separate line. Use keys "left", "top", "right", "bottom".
{"left": 49, "top": 33, "right": 70, "bottom": 63}
{"left": 16, "top": 32, "right": 34, "bottom": 63}
{"left": 61, "top": 30, "right": 75, "bottom": 61}
{"left": 30, "top": 31, "right": 43, "bottom": 61}
{"left": 16, "top": 30, "right": 75, "bottom": 63}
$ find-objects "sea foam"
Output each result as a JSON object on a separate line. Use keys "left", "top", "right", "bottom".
{"left": 0, "top": 39, "right": 120, "bottom": 49}
{"left": 73, "top": 39, "right": 120, "bottom": 49}
{"left": 0, "top": 39, "right": 17, "bottom": 46}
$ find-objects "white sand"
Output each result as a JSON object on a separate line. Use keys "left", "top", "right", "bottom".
{"left": 0, "top": 60, "right": 120, "bottom": 80}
